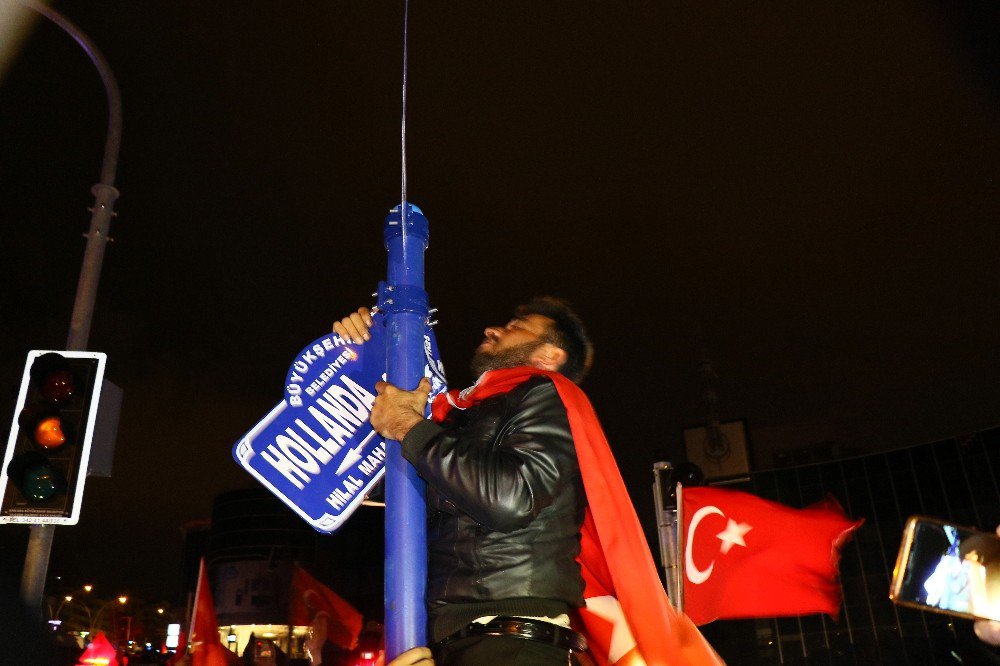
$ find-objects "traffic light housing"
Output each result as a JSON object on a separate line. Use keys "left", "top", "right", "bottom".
{"left": 1, "top": 350, "right": 106, "bottom": 524}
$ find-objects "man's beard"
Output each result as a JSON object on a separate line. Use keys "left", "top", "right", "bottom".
{"left": 469, "top": 341, "right": 544, "bottom": 378}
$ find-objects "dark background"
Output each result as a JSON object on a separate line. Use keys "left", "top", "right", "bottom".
{"left": 0, "top": 1, "right": 997, "bottom": 606}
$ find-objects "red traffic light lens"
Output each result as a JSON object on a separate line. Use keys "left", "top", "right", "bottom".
{"left": 34, "top": 416, "right": 68, "bottom": 449}
{"left": 42, "top": 369, "right": 75, "bottom": 403}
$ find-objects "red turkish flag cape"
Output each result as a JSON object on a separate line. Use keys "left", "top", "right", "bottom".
{"left": 433, "top": 367, "right": 723, "bottom": 666}
{"left": 681, "top": 485, "right": 863, "bottom": 626}
{"left": 189, "top": 558, "right": 230, "bottom": 666}
{"left": 289, "top": 564, "right": 363, "bottom": 650}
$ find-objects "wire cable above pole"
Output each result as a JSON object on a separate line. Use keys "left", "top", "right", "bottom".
{"left": 399, "top": 0, "right": 410, "bottom": 256}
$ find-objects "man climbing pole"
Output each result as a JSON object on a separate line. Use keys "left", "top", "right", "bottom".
{"left": 336, "top": 298, "right": 722, "bottom": 666}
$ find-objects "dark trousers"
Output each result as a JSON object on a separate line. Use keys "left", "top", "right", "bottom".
{"left": 433, "top": 634, "right": 592, "bottom": 666}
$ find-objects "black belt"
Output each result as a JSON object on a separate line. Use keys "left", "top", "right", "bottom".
{"left": 435, "top": 616, "right": 588, "bottom": 653}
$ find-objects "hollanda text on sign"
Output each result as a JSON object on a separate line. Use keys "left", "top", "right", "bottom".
{"left": 260, "top": 373, "right": 376, "bottom": 491}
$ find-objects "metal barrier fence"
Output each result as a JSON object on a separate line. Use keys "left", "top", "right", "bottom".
{"left": 694, "top": 426, "right": 1000, "bottom": 665}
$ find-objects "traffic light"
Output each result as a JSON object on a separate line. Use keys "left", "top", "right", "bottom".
{"left": 0, "top": 350, "right": 106, "bottom": 524}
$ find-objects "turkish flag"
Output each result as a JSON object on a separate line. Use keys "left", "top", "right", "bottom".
{"left": 189, "top": 558, "right": 231, "bottom": 666}
{"left": 681, "top": 485, "right": 863, "bottom": 626}
{"left": 289, "top": 564, "right": 363, "bottom": 651}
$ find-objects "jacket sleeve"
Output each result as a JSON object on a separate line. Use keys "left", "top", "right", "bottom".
{"left": 400, "top": 379, "right": 578, "bottom": 533}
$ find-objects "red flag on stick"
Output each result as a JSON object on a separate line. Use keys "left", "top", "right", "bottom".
{"left": 76, "top": 631, "right": 119, "bottom": 666}
{"left": 289, "top": 564, "right": 363, "bottom": 651}
{"left": 681, "top": 485, "right": 863, "bottom": 626}
{"left": 189, "top": 558, "right": 230, "bottom": 666}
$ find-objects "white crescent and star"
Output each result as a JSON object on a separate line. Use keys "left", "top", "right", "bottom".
{"left": 685, "top": 505, "right": 754, "bottom": 584}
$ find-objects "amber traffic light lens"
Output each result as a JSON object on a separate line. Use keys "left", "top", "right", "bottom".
{"left": 34, "top": 416, "right": 67, "bottom": 449}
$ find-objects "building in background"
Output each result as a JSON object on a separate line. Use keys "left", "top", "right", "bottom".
{"left": 180, "top": 488, "right": 383, "bottom": 660}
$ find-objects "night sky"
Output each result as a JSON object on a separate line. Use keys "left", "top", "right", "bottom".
{"left": 1, "top": 1, "right": 998, "bottom": 607}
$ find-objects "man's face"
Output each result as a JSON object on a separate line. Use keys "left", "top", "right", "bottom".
{"left": 469, "top": 314, "right": 555, "bottom": 377}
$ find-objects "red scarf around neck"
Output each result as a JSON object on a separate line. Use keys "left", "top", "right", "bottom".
{"left": 432, "top": 366, "right": 723, "bottom": 666}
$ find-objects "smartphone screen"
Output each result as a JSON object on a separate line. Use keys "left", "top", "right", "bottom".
{"left": 891, "top": 516, "right": 1000, "bottom": 622}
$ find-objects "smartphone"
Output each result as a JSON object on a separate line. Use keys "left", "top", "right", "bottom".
{"left": 890, "top": 515, "right": 1000, "bottom": 622}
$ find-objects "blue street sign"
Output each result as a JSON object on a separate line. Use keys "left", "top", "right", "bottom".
{"left": 233, "top": 315, "right": 446, "bottom": 533}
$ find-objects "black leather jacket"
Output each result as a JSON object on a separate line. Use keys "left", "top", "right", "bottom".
{"left": 401, "top": 374, "right": 587, "bottom": 639}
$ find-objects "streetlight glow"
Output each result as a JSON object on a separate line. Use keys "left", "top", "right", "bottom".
{"left": 118, "top": 596, "right": 127, "bottom": 604}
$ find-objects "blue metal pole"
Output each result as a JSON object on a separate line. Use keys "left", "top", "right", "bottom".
{"left": 382, "top": 203, "right": 429, "bottom": 658}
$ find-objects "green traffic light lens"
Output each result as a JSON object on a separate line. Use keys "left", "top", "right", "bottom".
{"left": 23, "top": 465, "right": 60, "bottom": 502}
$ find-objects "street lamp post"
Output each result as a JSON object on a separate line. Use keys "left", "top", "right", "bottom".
{"left": 48, "top": 583, "right": 93, "bottom": 632}
{"left": 14, "top": 0, "right": 122, "bottom": 620}
{"left": 46, "top": 594, "right": 75, "bottom": 633}
{"left": 90, "top": 596, "right": 127, "bottom": 637}
{"left": 52, "top": 595, "right": 74, "bottom": 621}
